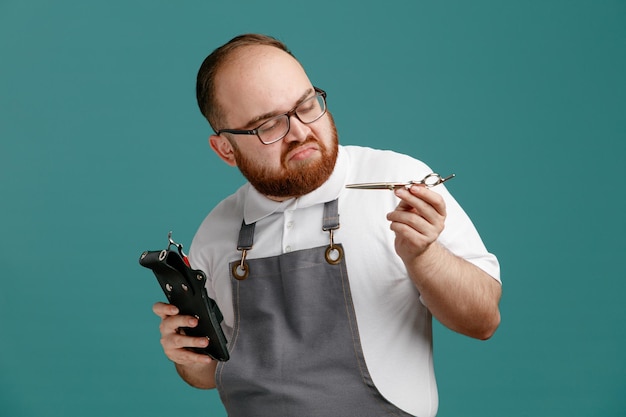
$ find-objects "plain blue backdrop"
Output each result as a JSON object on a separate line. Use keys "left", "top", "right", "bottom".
{"left": 1, "top": 1, "right": 624, "bottom": 416}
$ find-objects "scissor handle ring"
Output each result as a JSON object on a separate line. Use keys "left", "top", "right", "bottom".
{"left": 421, "top": 173, "right": 443, "bottom": 187}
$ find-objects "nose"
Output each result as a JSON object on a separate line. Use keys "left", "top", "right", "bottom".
{"left": 282, "top": 115, "right": 310, "bottom": 143}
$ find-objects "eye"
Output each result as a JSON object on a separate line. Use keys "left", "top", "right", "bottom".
{"left": 258, "top": 116, "right": 284, "bottom": 133}
{"left": 298, "top": 97, "right": 318, "bottom": 114}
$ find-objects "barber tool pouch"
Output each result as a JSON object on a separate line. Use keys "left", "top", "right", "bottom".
{"left": 139, "top": 233, "right": 230, "bottom": 361}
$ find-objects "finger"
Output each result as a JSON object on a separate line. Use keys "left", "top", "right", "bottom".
{"left": 389, "top": 210, "right": 433, "bottom": 232}
{"left": 152, "top": 302, "right": 179, "bottom": 319}
{"left": 406, "top": 186, "right": 446, "bottom": 217}
{"left": 388, "top": 211, "right": 440, "bottom": 244}
{"left": 160, "top": 319, "right": 205, "bottom": 349}
{"left": 162, "top": 335, "right": 213, "bottom": 365}
{"left": 174, "top": 350, "right": 214, "bottom": 365}
{"left": 393, "top": 191, "right": 414, "bottom": 211}
{"left": 391, "top": 187, "right": 446, "bottom": 222}
{"left": 168, "top": 333, "right": 210, "bottom": 350}
{"left": 166, "top": 342, "right": 214, "bottom": 365}
{"left": 389, "top": 190, "right": 434, "bottom": 222}
{"left": 160, "top": 314, "right": 200, "bottom": 335}
{"left": 388, "top": 188, "right": 446, "bottom": 243}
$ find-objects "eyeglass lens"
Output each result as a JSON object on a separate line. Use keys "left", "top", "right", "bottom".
{"left": 257, "top": 93, "right": 326, "bottom": 144}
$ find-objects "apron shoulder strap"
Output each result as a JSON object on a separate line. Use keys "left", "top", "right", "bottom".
{"left": 322, "top": 199, "right": 339, "bottom": 231}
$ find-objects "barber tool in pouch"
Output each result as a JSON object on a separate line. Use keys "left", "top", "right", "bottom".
{"left": 139, "top": 232, "right": 229, "bottom": 361}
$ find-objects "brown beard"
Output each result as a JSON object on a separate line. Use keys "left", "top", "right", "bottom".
{"left": 232, "top": 114, "right": 339, "bottom": 199}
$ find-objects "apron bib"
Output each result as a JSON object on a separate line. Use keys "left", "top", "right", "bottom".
{"left": 216, "top": 200, "right": 414, "bottom": 417}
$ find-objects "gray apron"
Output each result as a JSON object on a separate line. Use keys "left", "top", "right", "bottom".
{"left": 216, "top": 199, "right": 414, "bottom": 417}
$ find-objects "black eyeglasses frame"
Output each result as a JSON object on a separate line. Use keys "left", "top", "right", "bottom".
{"left": 215, "top": 87, "right": 327, "bottom": 145}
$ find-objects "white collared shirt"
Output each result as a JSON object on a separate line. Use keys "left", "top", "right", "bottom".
{"left": 190, "top": 145, "right": 500, "bottom": 416}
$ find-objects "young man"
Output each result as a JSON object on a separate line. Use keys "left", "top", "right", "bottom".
{"left": 153, "top": 34, "right": 501, "bottom": 417}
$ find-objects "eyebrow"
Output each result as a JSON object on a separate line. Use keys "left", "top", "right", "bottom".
{"left": 244, "top": 88, "right": 314, "bottom": 128}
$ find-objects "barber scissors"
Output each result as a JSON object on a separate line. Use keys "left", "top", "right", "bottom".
{"left": 345, "top": 173, "right": 455, "bottom": 190}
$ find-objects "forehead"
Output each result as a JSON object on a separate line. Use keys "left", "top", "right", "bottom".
{"left": 214, "top": 45, "right": 313, "bottom": 126}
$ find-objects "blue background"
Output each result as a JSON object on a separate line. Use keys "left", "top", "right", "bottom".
{"left": 1, "top": 1, "right": 624, "bottom": 416}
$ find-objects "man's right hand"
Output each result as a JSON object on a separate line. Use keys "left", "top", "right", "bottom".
{"left": 152, "top": 302, "right": 217, "bottom": 388}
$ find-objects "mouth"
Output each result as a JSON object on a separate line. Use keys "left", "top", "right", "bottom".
{"left": 285, "top": 140, "right": 320, "bottom": 163}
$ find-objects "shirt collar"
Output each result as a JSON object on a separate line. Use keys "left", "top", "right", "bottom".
{"left": 242, "top": 145, "right": 348, "bottom": 224}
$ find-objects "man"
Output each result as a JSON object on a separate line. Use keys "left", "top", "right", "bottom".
{"left": 153, "top": 33, "right": 501, "bottom": 417}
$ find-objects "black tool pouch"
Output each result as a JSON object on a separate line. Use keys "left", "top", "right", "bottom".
{"left": 139, "top": 233, "right": 229, "bottom": 361}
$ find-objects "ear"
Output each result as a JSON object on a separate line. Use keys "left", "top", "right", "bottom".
{"left": 209, "top": 134, "right": 237, "bottom": 167}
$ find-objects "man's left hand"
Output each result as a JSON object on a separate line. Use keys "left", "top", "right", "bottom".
{"left": 386, "top": 185, "right": 446, "bottom": 262}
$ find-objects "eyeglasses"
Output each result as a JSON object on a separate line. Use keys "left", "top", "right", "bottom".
{"left": 216, "top": 87, "right": 327, "bottom": 145}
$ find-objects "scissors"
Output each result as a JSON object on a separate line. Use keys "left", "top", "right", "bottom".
{"left": 345, "top": 173, "right": 455, "bottom": 190}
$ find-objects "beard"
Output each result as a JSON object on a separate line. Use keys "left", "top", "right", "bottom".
{"left": 232, "top": 113, "right": 339, "bottom": 199}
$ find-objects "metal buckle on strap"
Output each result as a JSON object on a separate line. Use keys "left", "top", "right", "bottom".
{"left": 232, "top": 249, "right": 249, "bottom": 281}
{"left": 322, "top": 199, "right": 342, "bottom": 265}
{"left": 324, "top": 228, "right": 343, "bottom": 265}
{"left": 232, "top": 222, "right": 255, "bottom": 280}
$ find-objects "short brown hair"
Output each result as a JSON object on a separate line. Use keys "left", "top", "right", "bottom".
{"left": 196, "top": 34, "right": 294, "bottom": 131}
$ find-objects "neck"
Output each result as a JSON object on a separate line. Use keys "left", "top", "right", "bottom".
{"left": 265, "top": 194, "right": 299, "bottom": 202}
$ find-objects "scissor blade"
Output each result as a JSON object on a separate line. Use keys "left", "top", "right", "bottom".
{"left": 345, "top": 182, "right": 406, "bottom": 190}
